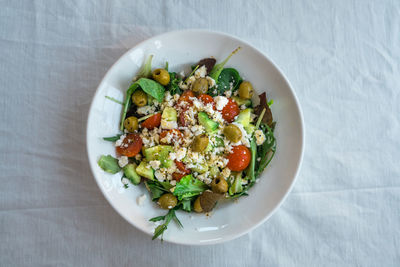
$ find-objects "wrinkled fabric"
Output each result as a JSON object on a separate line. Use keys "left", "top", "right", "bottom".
{"left": 1, "top": 0, "right": 399, "bottom": 266}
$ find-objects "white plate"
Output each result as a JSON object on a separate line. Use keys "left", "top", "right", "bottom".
{"left": 86, "top": 29, "right": 304, "bottom": 245}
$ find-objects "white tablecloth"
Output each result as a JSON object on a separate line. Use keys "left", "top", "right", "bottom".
{"left": 1, "top": 0, "right": 399, "bottom": 266}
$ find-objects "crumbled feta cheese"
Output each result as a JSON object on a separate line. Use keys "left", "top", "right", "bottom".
{"left": 197, "top": 172, "right": 212, "bottom": 184}
{"left": 175, "top": 147, "right": 187, "bottom": 161}
{"left": 170, "top": 180, "right": 176, "bottom": 186}
{"left": 115, "top": 134, "right": 126, "bottom": 147}
{"left": 214, "top": 96, "right": 229, "bottom": 111}
{"left": 240, "top": 104, "right": 247, "bottom": 110}
{"left": 137, "top": 194, "right": 147, "bottom": 206}
{"left": 194, "top": 65, "right": 207, "bottom": 78}
{"left": 118, "top": 156, "right": 128, "bottom": 168}
{"left": 221, "top": 168, "right": 231, "bottom": 179}
{"left": 135, "top": 154, "right": 142, "bottom": 160}
{"left": 179, "top": 70, "right": 185, "bottom": 78}
{"left": 254, "top": 129, "right": 266, "bottom": 145}
{"left": 121, "top": 177, "right": 129, "bottom": 186}
{"left": 190, "top": 125, "right": 204, "bottom": 136}
{"left": 173, "top": 94, "right": 180, "bottom": 101}
{"left": 155, "top": 170, "right": 165, "bottom": 181}
{"left": 161, "top": 119, "right": 178, "bottom": 129}
{"left": 206, "top": 76, "right": 216, "bottom": 88}
{"left": 224, "top": 90, "right": 232, "bottom": 98}
{"left": 137, "top": 105, "right": 156, "bottom": 115}
{"left": 149, "top": 160, "right": 161, "bottom": 170}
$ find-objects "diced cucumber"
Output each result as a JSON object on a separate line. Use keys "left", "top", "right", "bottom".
{"left": 232, "top": 96, "right": 251, "bottom": 107}
{"left": 245, "top": 124, "right": 256, "bottom": 135}
{"left": 136, "top": 162, "right": 154, "bottom": 180}
{"left": 209, "top": 166, "right": 220, "bottom": 178}
{"left": 198, "top": 112, "right": 218, "bottom": 133}
{"left": 162, "top": 107, "right": 177, "bottom": 121}
{"left": 190, "top": 163, "right": 209, "bottom": 174}
{"left": 235, "top": 108, "right": 252, "bottom": 127}
{"left": 144, "top": 145, "right": 173, "bottom": 161}
{"left": 123, "top": 163, "right": 141, "bottom": 185}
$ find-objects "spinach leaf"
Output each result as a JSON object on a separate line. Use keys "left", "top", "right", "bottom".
{"left": 103, "top": 134, "right": 122, "bottom": 142}
{"left": 173, "top": 175, "right": 208, "bottom": 200}
{"left": 120, "top": 78, "right": 165, "bottom": 130}
{"left": 166, "top": 72, "right": 182, "bottom": 95}
{"left": 97, "top": 155, "right": 121, "bottom": 174}
{"left": 209, "top": 68, "right": 242, "bottom": 96}
{"left": 209, "top": 47, "right": 241, "bottom": 83}
{"left": 150, "top": 209, "right": 182, "bottom": 240}
{"left": 255, "top": 123, "right": 276, "bottom": 177}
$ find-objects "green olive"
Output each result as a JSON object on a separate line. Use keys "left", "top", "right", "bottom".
{"left": 158, "top": 193, "right": 177, "bottom": 209}
{"left": 124, "top": 116, "right": 139, "bottom": 132}
{"left": 193, "top": 196, "right": 203, "bottom": 213}
{"left": 192, "top": 78, "right": 209, "bottom": 94}
{"left": 238, "top": 81, "right": 254, "bottom": 99}
{"left": 211, "top": 177, "right": 228, "bottom": 194}
{"left": 223, "top": 124, "right": 242, "bottom": 143}
{"left": 152, "top": 68, "right": 170, "bottom": 86}
{"left": 191, "top": 134, "right": 209, "bottom": 152}
{"left": 131, "top": 89, "right": 147, "bottom": 107}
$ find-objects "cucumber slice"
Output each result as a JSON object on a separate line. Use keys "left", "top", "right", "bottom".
{"left": 123, "top": 163, "right": 141, "bottom": 185}
{"left": 162, "top": 107, "right": 177, "bottom": 121}
{"left": 198, "top": 112, "right": 218, "bottom": 133}
{"left": 235, "top": 108, "right": 252, "bottom": 127}
{"left": 232, "top": 96, "right": 251, "bottom": 107}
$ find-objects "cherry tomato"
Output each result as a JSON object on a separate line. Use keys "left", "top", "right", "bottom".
{"left": 172, "top": 172, "right": 186, "bottom": 182}
{"left": 159, "top": 129, "right": 183, "bottom": 144}
{"left": 116, "top": 133, "right": 143, "bottom": 157}
{"left": 197, "top": 94, "right": 215, "bottom": 109}
{"left": 178, "top": 90, "right": 195, "bottom": 106}
{"left": 221, "top": 98, "right": 240, "bottom": 123}
{"left": 226, "top": 145, "right": 251, "bottom": 171}
{"left": 175, "top": 160, "right": 191, "bottom": 174}
{"left": 141, "top": 113, "right": 161, "bottom": 130}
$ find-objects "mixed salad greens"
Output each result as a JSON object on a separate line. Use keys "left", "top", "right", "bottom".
{"left": 98, "top": 48, "right": 276, "bottom": 240}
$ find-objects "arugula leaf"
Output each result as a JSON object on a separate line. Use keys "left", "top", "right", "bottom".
{"left": 209, "top": 47, "right": 241, "bottom": 83}
{"left": 150, "top": 209, "right": 182, "bottom": 240}
{"left": 120, "top": 78, "right": 165, "bottom": 130}
{"left": 103, "top": 134, "right": 122, "bottom": 142}
{"left": 137, "top": 55, "right": 153, "bottom": 78}
{"left": 97, "top": 155, "right": 121, "bottom": 174}
{"left": 255, "top": 123, "right": 276, "bottom": 177}
{"left": 245, "top": 138, "right": 257, "bottom": 182}
{"left": 209, "top": 68, "right": 242, "bottom": 96}
{"left": 105, "top": 96, "right": 123, "bottom": 105}
{"left": 173, "top": 175, "right": 208, "bottom": 200}
{"left": 146, "top": 180, "right": 171, "bottom": 200}
{"left": 166, "top": 72, "right": 182, "bottom": 95}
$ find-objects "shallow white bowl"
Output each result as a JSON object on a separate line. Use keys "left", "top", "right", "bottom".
{"left": 86, "top": 29, "right": 304, "bottom": 245}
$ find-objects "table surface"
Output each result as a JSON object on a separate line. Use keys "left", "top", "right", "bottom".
{"left": 1, "top": 0, "right": 399, "bottom": 266}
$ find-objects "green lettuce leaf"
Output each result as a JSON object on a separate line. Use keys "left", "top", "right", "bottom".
{"left": 98, "top": 155, "right": 121, "bottom": 174}
{"left": 173, "top": 175, "right": 208, "bottom": 200}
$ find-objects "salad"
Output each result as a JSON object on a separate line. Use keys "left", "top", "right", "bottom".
{"left": 98, "top": 48, "right": 276, "bottom": 240}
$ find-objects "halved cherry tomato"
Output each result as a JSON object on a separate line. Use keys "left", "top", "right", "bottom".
{"left": 221, "top": 98, "right": 240, "bottom": 123}
{"left": 175, "top": 160, "right": 191, "bottom": 174}
{"left": 159, "top": 129, "right": 183, "bottom": 144}
{"left": 226, "top": 145, "right": 251, "bottom": 171}
{"left": 197, "top": 94, "right": 215, "bottom": 109}
{"left": 178, "top": 90, "right": 195, "bottom": 106}
{"left": 116, "top": 133, "right": 143, "bottom": 157}
{"left": 172, "top": 172, "right": 186, "bottom": 182}
{"left": 141, "top": 113, "right": 161, "bottom": 130}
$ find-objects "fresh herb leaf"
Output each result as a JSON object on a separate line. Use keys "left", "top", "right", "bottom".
{"left": 105, "top": 96, "right": 124, "bottom": 105}
{"left": 150, "top": 209, "right": 182, "bottom": 240}
{"left": 166, "top": 72, "right": 182, "bottom": 95}
{"left": 97, "top": 155, "right": 121, "bottom": 174}
{"left": 103, "top": 134, "right": 122, "bottom": 142}
{"left": 120, "top": 78, "right": 165, "bottom": 130}
{"left": 173, "top": 175, "right": 208, "bottom": 200}
{"left": 146, "top": 180, "right": 170, "bottom": 200}
{"left": 209, "top": 68, "right": 242, "bottom": 96}
{"left": 137, "top": 55, "right": 153, "bottom": 79}
{"left": 149, "top": 215, "right": 165, "bottom": 222}
{"left": 209, "top": 47, "right": 241, "bottom": 83}
{"left": 165, "top": 61, "right": 169, "bottom": 71}
{"left": 255, "top": 123, "right": 276, "bottom": 177}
